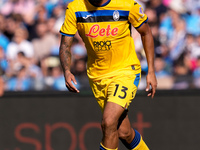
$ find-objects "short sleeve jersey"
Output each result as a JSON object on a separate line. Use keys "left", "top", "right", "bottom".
{"left": 60, "top": 0, "right": 148, "bottom": 80}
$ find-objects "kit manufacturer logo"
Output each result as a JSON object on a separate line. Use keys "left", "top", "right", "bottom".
{"left": 83, "top": 15, "right": 92, "bottom": 19}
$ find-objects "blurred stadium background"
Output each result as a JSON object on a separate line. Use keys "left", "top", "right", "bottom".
{"left": 0, "top": 0, "right": 200, "bottom": 150}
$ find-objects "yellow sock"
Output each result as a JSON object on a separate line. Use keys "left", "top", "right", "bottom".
{"left": 100, "top": 142, "right": 118, "bottom": 150}
{"left": 132, "top": 137, "right": 149, "bottom": 150}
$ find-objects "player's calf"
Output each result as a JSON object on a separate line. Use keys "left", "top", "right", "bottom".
{"left": 120, "top": 129, "right": 149, "bottom": 150}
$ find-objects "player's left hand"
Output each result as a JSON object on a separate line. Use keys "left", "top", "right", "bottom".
{"left": 146, "top": 72, "right": 157, "bottom": 98}
{"left": 64, "top": 70, "right": 80, "bottom": 93}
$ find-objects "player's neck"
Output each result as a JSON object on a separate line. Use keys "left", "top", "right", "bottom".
{"left": 88, "top": 0, "right": 109, "bottom": 7}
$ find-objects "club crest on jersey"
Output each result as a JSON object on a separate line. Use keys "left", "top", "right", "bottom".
{"left": 113, "top": 10, "right": 120, "bottom": 21}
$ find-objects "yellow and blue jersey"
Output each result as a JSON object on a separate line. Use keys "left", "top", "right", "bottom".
{"left": 60, "top": 0, "right": 148, "bottom": 80}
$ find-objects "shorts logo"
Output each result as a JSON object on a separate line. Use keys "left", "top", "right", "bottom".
{"left": 86, "top": 24, "right": 118, "bottom": 38}
{"left": 93, "top": 40, "right": 112, "bottom": 51}
{"left": 113, "top": 10, "right": 120, "bottom": 21}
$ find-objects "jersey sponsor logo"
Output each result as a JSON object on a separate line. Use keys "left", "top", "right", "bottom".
{"left": 113, "top": 10, "right": 120, "bottom": 21}
{"left": 86, "top": 24, "right": 118, "bottom": 38}
{"left": 93, "top": 40, "right": 112, "bottom": 51}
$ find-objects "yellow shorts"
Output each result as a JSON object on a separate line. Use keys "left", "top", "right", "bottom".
{"left": 89, "top": 68, "right": 141, "bottom": 112}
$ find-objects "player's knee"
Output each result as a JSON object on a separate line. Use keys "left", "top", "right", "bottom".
{"left": 101, "top": 117, "right": 117, "bottom": 134}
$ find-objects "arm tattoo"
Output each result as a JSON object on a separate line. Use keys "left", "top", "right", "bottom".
{"left": 59, "top": 35, "right": 74, "bottom": 72}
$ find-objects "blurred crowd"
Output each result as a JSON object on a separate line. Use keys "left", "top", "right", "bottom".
{"left": 0, "top": 0, "right": 200, "bottom": 95}
{"left": 136, "top": 0, "right": 200, "bottom": 90}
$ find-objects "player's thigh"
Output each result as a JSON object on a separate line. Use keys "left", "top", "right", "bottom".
{"left": 102, "top": 102, "right": 125, "bottom": 128}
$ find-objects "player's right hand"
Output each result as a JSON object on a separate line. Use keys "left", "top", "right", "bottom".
{"left": 64, "top": 71, "right": 80, "bottom": 93}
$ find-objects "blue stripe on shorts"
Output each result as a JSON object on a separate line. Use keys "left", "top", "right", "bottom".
{"left": 134, "top": 73, "right": 141, "bottom": 87}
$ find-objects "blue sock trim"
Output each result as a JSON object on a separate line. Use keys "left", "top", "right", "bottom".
{"left": 121, "top": 129, "right": 141, "bottom": 149}
{"left": 130, "top": 129, "right": 141, "bottom": 149}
